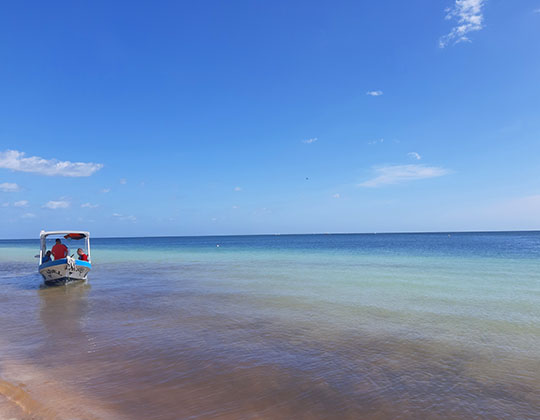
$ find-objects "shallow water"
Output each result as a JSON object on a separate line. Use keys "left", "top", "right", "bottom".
{"left": 0, "top": 233, "right": 539, "bottom": 419}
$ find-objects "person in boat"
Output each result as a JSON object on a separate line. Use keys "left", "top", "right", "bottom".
{"left": 51, "top": 239, "right": 68, "bottom": 260}
{"left": 42, "top": 250, "right": 52, "bottom": 263}
{"left": 77, "top": 248, "right": 89, "bottom": 261}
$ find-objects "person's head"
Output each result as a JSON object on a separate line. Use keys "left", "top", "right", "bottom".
{"left": 55, "top": 239, "right": 61, "bottom": 244}
{"left": 46, "top": 250, "right": 51, "bottom": 256}
{"left": 77, "top": 248, "right": 84, "bottom": 256}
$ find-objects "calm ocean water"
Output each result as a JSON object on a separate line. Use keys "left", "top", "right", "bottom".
{"left": 0, "top": 232, "right": 539, "bottom": 419}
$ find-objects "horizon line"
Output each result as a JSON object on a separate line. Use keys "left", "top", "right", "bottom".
{"left": 1, "top": 229, "right": 540, "bottom": 241}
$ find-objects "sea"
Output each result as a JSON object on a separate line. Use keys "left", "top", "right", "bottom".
{"left": 0, "top": 232, "right": 539, "bottom": 419}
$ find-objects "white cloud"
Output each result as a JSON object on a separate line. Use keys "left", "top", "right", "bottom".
{"left": 112, "top": 213, "right": 136, "bottom": 222}
{"left": 359, "top": 164, "right": 449, "bottom": 187}
{"left": 332, "top": 193, "right": 341, "bottom": 199}
{"left": 101, "top": 188, "right": 111, "bottom": 193}
{"left": 81, "top": 203, "right": 99, "bottom": 208}
{"left": 0, "top": 150, "right": 103, "bottom": 177}
{"left": 119, "top": 178, "right": 127, "bottom": 185}
{"left": 0, "top": 182, "right": 20, "bottom": 192}
{"left": 234, "top": 186, "right": 242, "bottom": 191}
{"left": 408, "top": 152, "right": 422, "bottom": 160}
{"left": 1, "top": 202, "right": 9, "bottom": 207}
{"left": 366, "top": 91, "right": 383, "bottom": 96}
{"left": 439, "top": 0, "right": 486, "bottom": 48}
{"left": 43, "top": 200, "right": 70, "bottom": 209}
{"left": 232, "top": 205, "right": 239, "bottom": 209}
{"left": 368, "top": 138, "right": 384, "bottom": 145}
{"left": 302, "top": 138, "right": 318, "bottom": 144}
{"left": 534, "top": 8, "right": 540, "bottom": 14}
{"left": 21, "top": 212, "right": 36, "bottom": 219}
{"left": 14, "top": 200, "right": 29, "bottom": 207}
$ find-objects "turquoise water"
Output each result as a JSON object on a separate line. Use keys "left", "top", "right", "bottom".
{"left": 0, "top": 233, "right": 539, "bottom": 419}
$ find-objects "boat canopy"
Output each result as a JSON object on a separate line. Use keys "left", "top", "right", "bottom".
{"left": 64, "top": 233, "right": 86, "bottom": 240}
{"left": 40, "top": 230, "right": 89, "bottom": 239}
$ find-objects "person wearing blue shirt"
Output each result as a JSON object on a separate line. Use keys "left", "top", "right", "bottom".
{"left": 42, "top": 250, "right": 52, "bottom": 263}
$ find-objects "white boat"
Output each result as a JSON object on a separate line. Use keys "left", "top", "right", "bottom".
{"left": 38, "top": 230, "right": 92, "bottom": 285}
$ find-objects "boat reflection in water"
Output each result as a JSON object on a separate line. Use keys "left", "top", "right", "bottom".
{"left": 38, "top": 281, "right": 93, "bottom": 367}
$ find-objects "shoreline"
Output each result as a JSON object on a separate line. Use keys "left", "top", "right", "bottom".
{"left": 0, "top": 357, "right": 123, "bottom": 420}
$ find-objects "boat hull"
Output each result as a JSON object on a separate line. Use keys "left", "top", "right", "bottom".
{"left": 39, "top": 258, "right": 91, "bottom": 285}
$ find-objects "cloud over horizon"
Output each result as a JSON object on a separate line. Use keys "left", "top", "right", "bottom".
{"left": 440, "top": 0, "right": 486, "bottom": 48}
{"left": 0, "top": 150, "right": 103, "bottom": 177}
{"left": 360, "top": 164, "right": 449, "bottom": 187}
{"left": 0, "top": 182, "right": 20, "bottom": 192}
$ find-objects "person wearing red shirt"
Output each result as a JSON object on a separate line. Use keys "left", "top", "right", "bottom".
{"left": 51, "top": 239, "right": 68, "bottom": 260}
{"left": 77, "top": 248, "right": 89, "bottom": 261}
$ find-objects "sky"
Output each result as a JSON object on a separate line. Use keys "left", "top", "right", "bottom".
{"left": 1, "top": 0, "right": 540, "bottom": 238}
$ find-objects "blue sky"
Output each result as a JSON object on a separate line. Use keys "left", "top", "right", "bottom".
{"left": 1, "top": 0, "right": 539, "bottom": 238}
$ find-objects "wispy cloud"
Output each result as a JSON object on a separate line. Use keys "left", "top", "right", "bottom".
{"left": 14, "top": 200, "right": 29, "bottom": 207}
{"left": 407, "top": 152, "right": 422, "bottom": 160}
{"left": 439, "top": 0, "right": 486, "bottom": 48}
{"left": 21, "top": 212, "right": 36, "bottom": 219}
{"left": 366, "top": 91, "right": 383, "bottom": 96}
{"left": 359, "top": 164, "right": 449, "bottom": 187}
{"left": 367, "top": 138, "right": 384, "bottom": 145}
{"left": 302, "top": 138, "right": 318, "bottom": 144}
{"left": 0, "top": 150, "right": 103, "bottom": 177}
{"left": 332, "top": 193, "right": 341, "bottom": 199}
{"left": 1, "top": 202, "right": 9, "bottom": 207}
{"left": 0, "top": 182, "right": 20, "bottom": 192}
{"left": 81, "top": 203, "right": 99, "bottom": 208}
{"left": 43, "top": 200, "right": 70, "bottom": 209}
{"left": 119, "top": 178, "right": 127, "bottom": 185}
{"left": 234, "top": 186, "right": 242, "bottom": 191}
{"left": 112, "top": 213, "right": 136, "bottom": 222}
{"left": 101, "top": 188, "right": 111, "bottom": 193}
{"left": 534, "top": 8, "right": 540, "bottom": 14}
